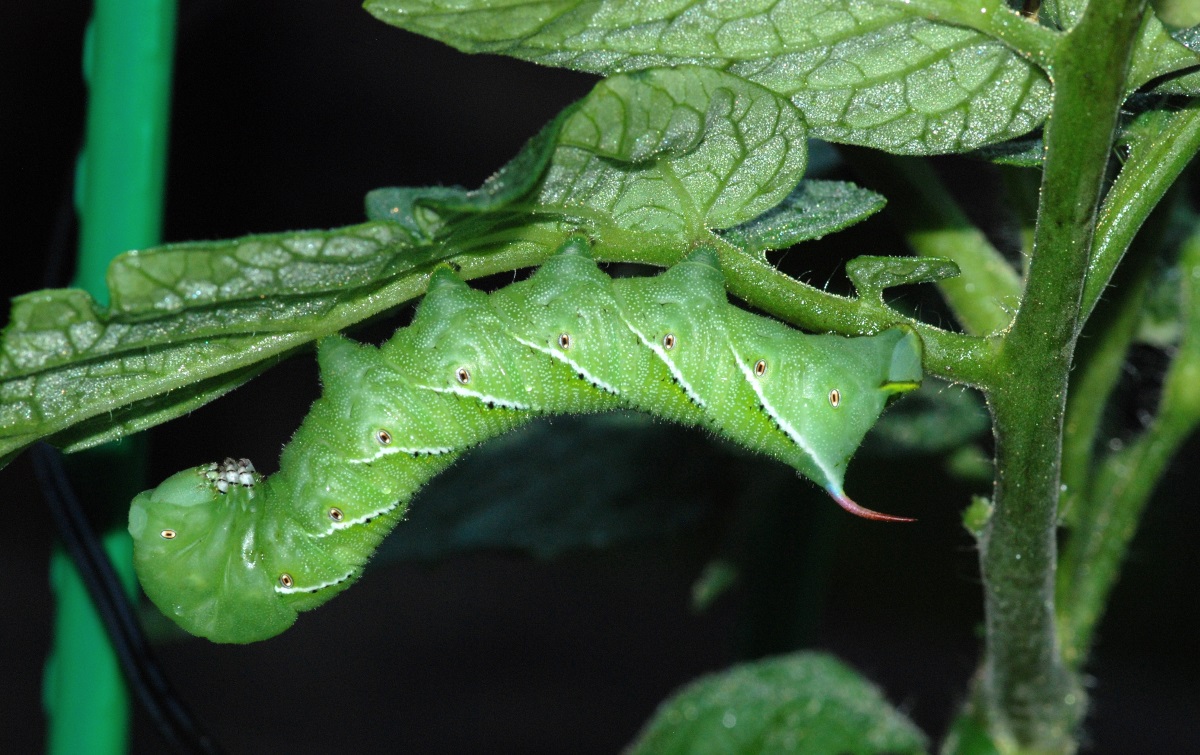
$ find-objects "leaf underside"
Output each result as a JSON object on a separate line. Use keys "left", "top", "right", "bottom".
{"left": 366, "top": 0, "right": 1053, "bottom": 154}
{"left": 626, "top": 651, "right": 929, "bottom": 755}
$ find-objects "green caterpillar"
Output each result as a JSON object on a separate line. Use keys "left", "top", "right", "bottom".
{"left": 128, "top": 237, "right": 923, "bottom": 643}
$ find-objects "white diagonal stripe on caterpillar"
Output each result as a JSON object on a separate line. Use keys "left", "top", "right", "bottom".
{"left": 416, "top": 383, "right": 533, "bottom": 410}
{"left": 510, "top": 334, "right": 622, "bottom": 395}
{"left": 347, "top": 445, "right": 456, "bottom": 464}
{"left": 727, "top": 342, "right": 840, "bottom": 491}
{"left": 274, "top": 568, "right": 357, "bottom": 595}
{"left": 311, "top": 499, "right": 403, "bottom": 538}
{"left": 616, "top": 313, "right": 707, "bottom": 408}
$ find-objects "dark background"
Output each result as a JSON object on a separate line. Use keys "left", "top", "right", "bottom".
{"left": 2, "top": 2, "right": 1198, "bottom": 753}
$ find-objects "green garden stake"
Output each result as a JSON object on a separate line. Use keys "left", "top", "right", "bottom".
{"left": 45, "top": 1, "right": 175, "bottom": 753}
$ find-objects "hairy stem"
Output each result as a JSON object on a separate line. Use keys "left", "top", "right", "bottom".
{"left": 893, "top": 0, "right": 1061, "bottom": 68}
{"left": 712, "top": 238, "right": 998, "bottom": 386}
{"left": 976, "top": 1, "right": 1146, "bottom": 751}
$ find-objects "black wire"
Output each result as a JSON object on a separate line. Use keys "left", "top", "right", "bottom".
{"left": 33, "top": 444, "right": 224, "bottom": 755}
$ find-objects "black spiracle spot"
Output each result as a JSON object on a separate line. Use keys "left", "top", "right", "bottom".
{"left": 666, "top": 374, "right": 703, "bottom": 407}
{"left": 757, "top": 402, "right": 793, "bottom": 439}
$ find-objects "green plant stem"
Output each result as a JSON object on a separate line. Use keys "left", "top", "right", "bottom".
{"left": 711, "top": 238, "right": 998, "bottom": 386}
{"left": 843, "top": 149, "right": 1023, "bottom": 336}
{"left": 1057, "top": 226, "right": 1200, "bottom": 667}
{"left": 975, "top": 1, "right": 1146, "bottom": 751}
{"left": 892, "top": 0, "right": 1061, "bottom": 69}
{"left": 461, "top": 226, "right": 1001, "bottom": 385}
{"left": 457, "top": 226, "right": 999, "bottom": 383}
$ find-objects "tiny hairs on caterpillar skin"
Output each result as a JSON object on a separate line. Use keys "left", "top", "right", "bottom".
{"left": 127, "top": 237, "right": 924, "bottom": 643}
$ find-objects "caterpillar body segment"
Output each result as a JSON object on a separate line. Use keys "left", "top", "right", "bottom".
{"left": 129, "top": 236, "right": 923, "bottom": 643}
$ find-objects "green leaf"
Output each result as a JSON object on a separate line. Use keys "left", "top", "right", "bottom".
{"left": 102, "top": 222, "right": 420, "bottom": 318}
{"left": 0, "top": 219, "right": 575, "bottom": 466}
{"left": 1037, "top": 0, "right": 1084, "bottom": 30}
{"left": 729, "top": 18, "right": 1049, "bottom": 155}
{"left": 50, "top": 362, "right": 277, "bottom": 455}
{"left": 720, "top": 180, "right": 886, "bottom": 256}
{"left": 1153, "top": 68, "right": 1200, "bottom": 95}
{"left": 626, "top": 652, "right": 929, "bottom": 755}
{"left": 1, "top": 223, "right": 420, "bottom": 368}
{"left": 961, "top": 496, "right": 995, "bottom": 540}
{"left": 367, "top": 0, "right": 1052, "bottom": 154}
{"left": 1152, "top": 24, "right": 1200, "bottom": 95}
{"left": 1129, "top": 13, "right": 1200, "bottom": 92}
{"left": 2, "top": 63, "right": 815, "bottom": 466}
{"left": 370, "top": 67, "right": 810, "bottom": 249}
{"left": 970, "top": 135, "right": 1044, "bottom": 167}
{"left": 533, "top": 66, "right": 809, "bottom": 237}
{"left": 845, "top": 254, "right": 961, "bottom": 299}
{"left": 365, "top": 110, "right": 565, "bottom": 236}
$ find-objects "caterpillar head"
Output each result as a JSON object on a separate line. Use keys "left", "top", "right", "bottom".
{"left": 726, "top": 323, "right": 923, "bottom": 522}
{"left": 128, "top": 459, "right": 299, "bottom": 643}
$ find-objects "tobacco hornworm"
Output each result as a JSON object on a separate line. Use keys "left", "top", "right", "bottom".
{"left": 128, "top": 237, "right": 923, "bottom": 643}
